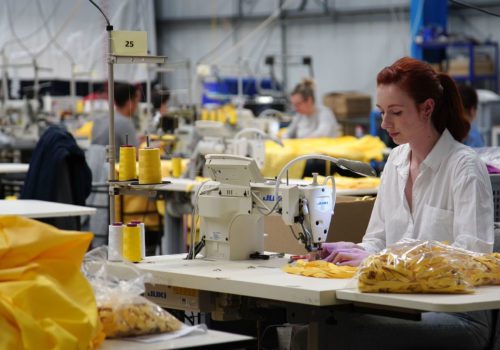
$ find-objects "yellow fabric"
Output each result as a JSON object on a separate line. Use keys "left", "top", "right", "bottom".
{"left": 73, "top": 121, "right": 94, "bottom": 139}
{"left": 262, "top": 135, "right": 386, "bottom": 178}
{"left": 283, "top": 259, "right": 357, "bottom": 279}
{"left": 0, "top": 216, "right": 99, "bottom": 350}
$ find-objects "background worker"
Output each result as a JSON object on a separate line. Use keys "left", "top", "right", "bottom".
{"left": 91, "top": 82, "right": 140, "bottom": 159}
{"left": 298, "top": 57, "right": 494, "bottom": 350}
{"left": 150, "top": 86, "right": 170, "bottom": 133}
{"left": 282, "top": 78, "right": 339, "bottom": 139}
{"left": 458, "top": 84, "right": 484, "bottom": 148}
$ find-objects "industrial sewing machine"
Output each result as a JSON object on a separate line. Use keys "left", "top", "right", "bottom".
{"left": 190, "top": 153, "right": 374, "bottom": 261}
{"left": 185, "top": 120, "right": 283, "bottom": 178}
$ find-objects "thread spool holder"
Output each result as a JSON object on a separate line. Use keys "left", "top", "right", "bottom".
{"left": 104, "top": 24, "right": 166, "bottom": 224}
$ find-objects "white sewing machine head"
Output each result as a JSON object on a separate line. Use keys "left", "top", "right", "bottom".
{"left": 196, "top": 154, "right": 334, "bottom": 260}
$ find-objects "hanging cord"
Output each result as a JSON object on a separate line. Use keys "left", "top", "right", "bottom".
{"left": 186, "top": 180, "right": 219, "bottom": 259}
{"left": 1, "top": 0, "right": 61, "bottom": 56}
{"left": 88, "top": 0, "right": 111, "bottom": 26}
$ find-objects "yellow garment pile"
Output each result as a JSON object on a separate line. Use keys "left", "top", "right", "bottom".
{"left": 283, "top": 259, "right": 357, "bottom": 279}
{"left": 0, "top": 216, "right": 101, "bottom": 349}
{"left": 262, "top": 135, "right": 386, "bottom": 178}
{"left": 73, "top": 121, "right": 94, "bottom": 139}
{"left": 358, "top": 240, "right": 500, "bottom": 294}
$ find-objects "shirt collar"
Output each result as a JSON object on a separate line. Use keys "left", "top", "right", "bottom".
{"left": 391, "top": 129, "right": 454, "bottom": 171}
{"left": 421, "top": 129, "right": 454, "bottom": 171}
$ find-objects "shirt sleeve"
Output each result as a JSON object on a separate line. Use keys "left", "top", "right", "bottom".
{"left": 307, "top": 107, "right": 339, "bottom": 138}
{"left": 358, "top": 175, "right": 387, "bottom": 253}
{"left": 451, "top": 158, "right": 494, "bottom": 253}
{"left": 282, "top": 115, "right": 299, "bottom": 139}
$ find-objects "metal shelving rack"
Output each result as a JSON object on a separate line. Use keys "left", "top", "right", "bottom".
{"left": 103, "top": 25, "right": 166, "bottom": 224}
{"left": 417, "top": 41, "right": 499, "bottom": 92}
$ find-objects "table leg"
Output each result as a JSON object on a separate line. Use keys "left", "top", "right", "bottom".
{"left": 161, "top": 200, "right": 185, "bottom": 254}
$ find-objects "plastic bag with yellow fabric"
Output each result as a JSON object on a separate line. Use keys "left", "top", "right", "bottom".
{"left": 83, "top": 247, "right": 182, "bottom": 338}
{"left": 357, "top": 239, "right": 500, "bottom": 294}
{"left": 0, "top": 216, "right": 101, "bottom": 350}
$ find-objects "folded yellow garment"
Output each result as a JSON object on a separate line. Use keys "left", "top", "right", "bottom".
{"left": 262, "top": 136, "right": 386, "bottom": 178}
{"left": 0, "top": 216, "right": 99, "bottom": 350}
{"left": 283, "top": 259, "right": 357, "bottom": 279}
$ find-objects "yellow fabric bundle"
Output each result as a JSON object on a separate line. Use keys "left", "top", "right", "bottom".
{"left": 357, "top": 240, "right": 500, "bottom": 294}
{"left": 0, "top": 216, "right": 100, "bottom": 349}
{"left": 73, "top": 121, "right": 94, "bottom": 139}
{"left": 262, "top": 135, "right": 386, "bottom": 178}
{"left": 283, "top": 259, "right": 357, "bottom": 279}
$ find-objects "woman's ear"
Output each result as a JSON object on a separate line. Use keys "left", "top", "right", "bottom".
{"left": 421, "top": 98, "right": 435, "bottom": 119}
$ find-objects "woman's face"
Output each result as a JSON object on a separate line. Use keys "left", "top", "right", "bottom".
{"left": 291, "top": 94, "right": 314, "bottom": 116}
{"left": 377, "top": 84, "right": 434, "bottom": 145}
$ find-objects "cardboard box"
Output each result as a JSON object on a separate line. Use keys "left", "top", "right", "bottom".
{"left": 323, "top": 92, "right": 372, "bottom": 119}
{"left": 264, "top": 195, "right": 376, "bottom": 254}
{"left": 448, "top": 54, "right": 494, "bottom": 76}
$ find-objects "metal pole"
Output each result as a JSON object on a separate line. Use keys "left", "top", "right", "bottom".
{"left": 1, "top": 51, "right": 8, "bottom": 108}
{"left": 280, "top": 0, "right": 288, "bottom": 95}
{"left": 70, "top": 64, "right": 76, "bottom": 111}
{"left": 187, "top": 60, "right": 193, "bottom": 104}
{"left": 107, "top": 26, "right": 116, "bottom": 224}
{"left": 33, "top": 58, "right": 39, "bottom": 104}
{"left": 146, "top": 66, "right": 152, "bottom": 120}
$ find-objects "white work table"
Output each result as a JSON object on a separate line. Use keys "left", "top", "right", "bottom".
{"left": 0, "top": 163, "right": 29, "bottom": 174}
{"left": 136, "top": 254, "right": 500, "bottom": 313}
{"left": 101, "top": 329, "right": 253, "bottom": 350}
{"left": 0, "top": 200, "right": 96, "bottom": 218}
{"left": 138, "top": 254, "right": 352, "bottom": 306}
{"left": 336, "top": 286, "right": 500, "bottom": 313}
{"left": 116, "top": 254, "right": 500, "bottom": 350}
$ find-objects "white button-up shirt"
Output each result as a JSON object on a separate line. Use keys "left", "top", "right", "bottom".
{"left": 359, "top": 129, "right": 494, "bottom": 254}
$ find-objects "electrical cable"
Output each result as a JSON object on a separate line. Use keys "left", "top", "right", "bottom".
{"left": 35, "top": 0, "right": 75, "bottom": 68}
{"left": 288, "top": 225, "right": 299, "bottom": 240}
{"left": 259, "top": 324, "right": 285, "bottom": 350}
{"left": 35, "top": 0, "right": 84, "bottom": 57}
{"left": 210, "top": 0, "right": 294, "bottom": 65}
{"left": 1, "top": 0, "right": 61, "bottom": 55}
{"left": 186, "top": 180, "right": 218, "bottom": 259}
{"left": 449, "top": 0, "right": 500, "bottom": 18}
{"left": 195, "top": 0, "right": 259, "bottom": 65}
{"left": 88, "top": 0, "right": 111, "bottom": 26}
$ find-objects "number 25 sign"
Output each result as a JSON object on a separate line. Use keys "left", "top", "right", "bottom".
{"left": 111, "top": 31, "right": 147, "bottom": 56}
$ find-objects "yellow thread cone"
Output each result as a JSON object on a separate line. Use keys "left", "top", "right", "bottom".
{"left": 123, "top": 223, "right": 141, "bottom": 262}
{"left": 138, "top": 147, "right": 162, "bottom": 184}
{"left": 171, "top": 157, "right": 182, "bottom": 178}
{"left": 201, "top": 109, "right": 209, "bottom": 121}
{"left": 119, "top": 146, "right": 137, "bottom": 181}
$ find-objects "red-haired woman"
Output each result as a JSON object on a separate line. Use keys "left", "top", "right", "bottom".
{"left": 305, "top": 57, "right": 494, "bottom": 349}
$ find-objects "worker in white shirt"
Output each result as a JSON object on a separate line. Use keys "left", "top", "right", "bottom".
{"left": 292, "top": 57, "right": 494, "bottom": 350}
{"left": 282, "top": 78, "right": 339, "bottom": 139}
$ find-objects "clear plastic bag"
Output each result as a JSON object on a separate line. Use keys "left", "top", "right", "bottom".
{"left": 357, "top": 240, "right": 478, "bottom": 294}
{"left": 82, "top": 247, "right": 182, "bottom": 338}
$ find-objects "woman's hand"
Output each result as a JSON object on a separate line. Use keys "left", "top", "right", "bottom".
{"left": 320, "top": 242, "right": 370, "bottom": 266}
{"left": 329, "top": 248, "right": 370, "bottom": 266}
